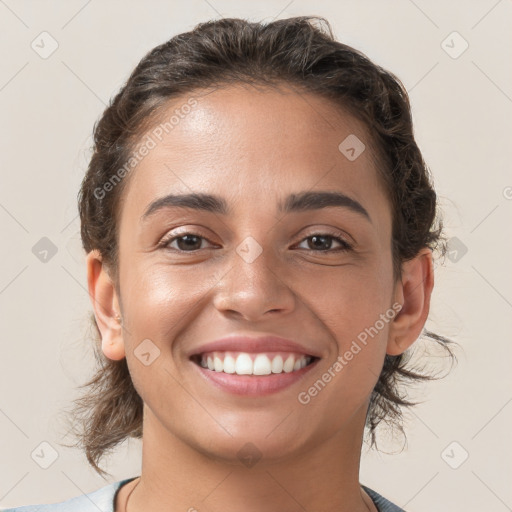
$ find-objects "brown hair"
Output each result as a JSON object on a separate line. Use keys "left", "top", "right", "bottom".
{"left": 63, "top": 16, "right": 455, "bottom": 477}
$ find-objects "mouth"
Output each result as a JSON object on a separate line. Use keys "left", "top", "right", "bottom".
{"left": 190, "top": 351, "right": 320, "bottom": 396}
{"left": 191, "top": 351, "right": 319, "bottom": 375}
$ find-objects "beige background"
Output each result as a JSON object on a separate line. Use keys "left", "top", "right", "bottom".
{"left": 1, "top": 1, "right": 511, "bottom": 510}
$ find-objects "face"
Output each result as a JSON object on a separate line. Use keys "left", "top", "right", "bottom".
{"left": 94, "top": 83, "right": 424, "bottom": 465}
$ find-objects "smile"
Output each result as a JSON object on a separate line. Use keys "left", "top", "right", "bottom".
{"left": 195, "top": 351, "right": 315, "bottom": 375}
{"left": 190, "top": 351, "right": 320, "bottom": 396}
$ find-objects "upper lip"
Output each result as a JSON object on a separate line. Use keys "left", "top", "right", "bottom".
{"left": 187, "top": 334, "right": 322, "bottom": 359}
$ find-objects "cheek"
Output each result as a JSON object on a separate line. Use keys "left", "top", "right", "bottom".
{"left": 299, "top": 275, "right": 392, "bottom": 423}
{"left": 121, "top": 264, "right": 202, "bottom": 341}
{"left": 119, "top": 259, "right": 232, "bottom": 371}
{"left": 120, "top": 265, "right": 203, "bottom": 413}
{"left": 308, "top": 261, "right": 393, "bottom": 391}
{"left": 310, "top": 261, "right": 394, "bottom": 340}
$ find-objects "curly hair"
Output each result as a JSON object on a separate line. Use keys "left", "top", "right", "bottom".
{"left": 62, "top": 15, "right": 456, "bottom": 478}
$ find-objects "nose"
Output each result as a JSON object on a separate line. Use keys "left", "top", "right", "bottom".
{"left": 212, "top": 242, "right": 296, "bottom": 322}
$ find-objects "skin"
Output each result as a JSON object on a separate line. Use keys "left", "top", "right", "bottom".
{"left": 86, "top": 83, "right": 434, "bottom": 512}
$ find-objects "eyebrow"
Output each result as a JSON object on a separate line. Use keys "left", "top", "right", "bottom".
{"left": 141, "top": 190, "right": 371, "bottom": 223}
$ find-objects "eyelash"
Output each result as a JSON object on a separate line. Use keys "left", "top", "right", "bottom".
{"left": 158, "top": 230, "right": 353, "bottom": 253}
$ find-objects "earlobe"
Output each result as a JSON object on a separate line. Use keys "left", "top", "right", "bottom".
{"left": 86, "top": 250, "right": 126, "bottom": 361}
{"left": 387, "top": 248, "right": 434, "bottom": 356}
{"left": 388, "top": 336, "right": 405, "bottom": 356}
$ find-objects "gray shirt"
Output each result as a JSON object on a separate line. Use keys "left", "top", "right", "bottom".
{"left": 3, "top": 478, "right": 405, "bottom": 511}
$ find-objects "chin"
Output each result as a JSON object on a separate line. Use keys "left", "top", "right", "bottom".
{"left": 184, "top": 421, "right": 311, "bottom": 467}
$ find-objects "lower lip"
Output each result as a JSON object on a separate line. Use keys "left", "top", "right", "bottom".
{"left": 191, "top": 359, "right": 319, "bottom": 396}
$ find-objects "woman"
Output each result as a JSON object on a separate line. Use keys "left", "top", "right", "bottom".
{"left": 7, "top": 15, "right": 453, "bottom": 512}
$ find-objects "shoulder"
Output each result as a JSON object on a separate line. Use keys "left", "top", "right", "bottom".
{"left": 2, "top": 477, "right": 138, "bottom": 512}
{"left": 362, "top": 485, "right": 407, "bottom": 512}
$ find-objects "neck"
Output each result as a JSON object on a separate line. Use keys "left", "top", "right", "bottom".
{"left": 126, "top": 404, "right": 374, "bottom": 512}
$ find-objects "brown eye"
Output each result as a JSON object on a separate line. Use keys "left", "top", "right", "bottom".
{"left": 297, "top": 234, "right": 352, "bottom": 252}
{"left": 161, "top": 233, "right": 212, "bottom": 252}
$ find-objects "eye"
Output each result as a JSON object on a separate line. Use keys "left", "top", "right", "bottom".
{"left": 159, "top": 232, "right": 214, "bottom": 252}
{"left": 158, "top": 231, "right": 353, "bottom": 253}
{"left": 295, "top": 233, "right": 352, "bottom": 252}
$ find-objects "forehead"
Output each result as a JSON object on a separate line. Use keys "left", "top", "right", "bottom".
{"left": 121, "top": 83, "right": 389, "bottom": 221}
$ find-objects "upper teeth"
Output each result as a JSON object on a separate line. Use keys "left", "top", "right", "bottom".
{"left": 199, "top": 352, "right": 312, "bottom": 375}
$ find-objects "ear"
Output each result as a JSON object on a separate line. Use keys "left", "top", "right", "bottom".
{"left": 85, "top": 249, "right": 125, "bottom": 361}
{"left": 387, "top": 247, "right": 434, "bottom": 356}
